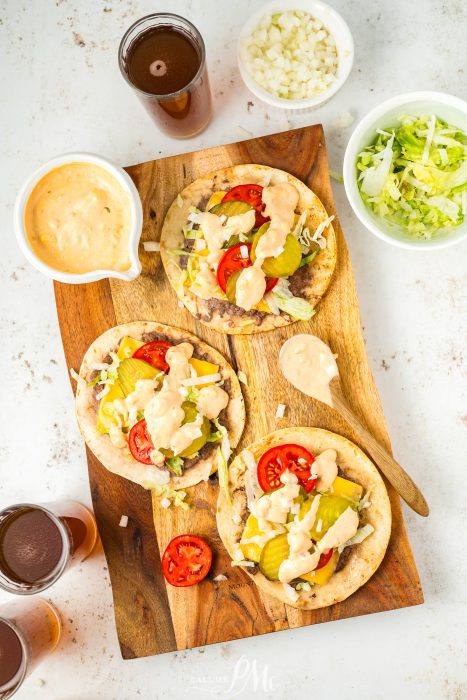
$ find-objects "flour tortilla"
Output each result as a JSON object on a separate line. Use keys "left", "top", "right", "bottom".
{"left": 216, "top": 427, "right": 391, "bottom": 610}
{"left": 160, "top": 164, "right": 337, "bottom": 334}
{"left": 75, "top": 322, "right": 245, "bottom": 491}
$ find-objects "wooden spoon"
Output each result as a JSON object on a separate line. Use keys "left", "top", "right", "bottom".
{"left": 330, "top": 376, "right": 429, "bottom": 517}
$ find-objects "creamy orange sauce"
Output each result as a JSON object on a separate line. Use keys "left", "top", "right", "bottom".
{"left": 279, "top": 334, "right": 339, "bottom": 406}
{"left": 256, "top": 182, "right": 299, "bottom": 259}
{"left": 24, "top": 162, "right": 133, "bottom": 274}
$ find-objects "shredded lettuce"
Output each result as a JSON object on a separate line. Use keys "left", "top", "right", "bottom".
{"left": 151, "top": 484, "right": 189, "bottom": 510}
{"left": 217, "top": 446, "right": 230, "bottom": 502}
{"left": 207, "top": 429, "right": 223, "bottom": 443}
{"left": 182, "top": 226, "right": 203, "bottom": 240}
{"left": 357, "top": 114, "right": 467, "bottom": 237}
{"left": 272, "top": 279, "right": 315, "bottom": 321}
{"left": 342, "top": 523, "right": 375, "bottom": 548}
{"left": 166, "top": 456, "right": 183, "bottom": 476}
{"left": 299, "top": 250, "right": 318, "bottom": 268}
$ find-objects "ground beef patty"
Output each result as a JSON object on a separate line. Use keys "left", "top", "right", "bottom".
{"left": 204, "top": 298, "right": 267, "bottom": 326}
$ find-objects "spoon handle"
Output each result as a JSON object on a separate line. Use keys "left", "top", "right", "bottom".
{"left": 330, "top": 386, "right": 429, "bottom": 517}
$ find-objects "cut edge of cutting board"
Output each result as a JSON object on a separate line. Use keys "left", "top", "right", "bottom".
{"left": 54, "top": 124, "right": 423, "bottom": 660}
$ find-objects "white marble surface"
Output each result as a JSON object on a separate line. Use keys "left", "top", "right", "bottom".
{"left": 1, "top": 0, "right": 466, "bottom": 698}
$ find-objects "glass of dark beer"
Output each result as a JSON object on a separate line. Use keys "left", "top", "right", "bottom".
{"left": 118, "top": 13, "right": 212, "bottom": 138}
{"left": 0, "top": 597, "right": 61, "bottom": 698}
{"left": 0, "top": 501, "right": 97, "bottom": 594}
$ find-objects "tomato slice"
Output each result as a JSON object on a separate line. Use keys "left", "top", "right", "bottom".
{"left": 217, "top": 243, "right": 252, "bottom": 293}
{"left": 222, "top": 184, "right": 269, "bottom": 228}
{"left": 216, "top": 243, "right": 277, "bottom": 296}
{"left": 315, "top": 548, "right": 334, "bottom": 570}
{"left": 133, "top": 340, "right": 171, "bottom": 372}
{"left": 128, "top": 419, "right": 154, "bottom": 465}
{"left": 257, "top": 444, "right": 317, "bottom": 493}
{"left": 162, "top": 534, "right": 212, "bottom": 587}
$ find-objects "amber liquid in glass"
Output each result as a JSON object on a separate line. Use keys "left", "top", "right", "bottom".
{"left": 124, "top": 24, "right": 211, "bottom": 137}
{"left": 0, "top": 598, "right": 61, "bottom": 697}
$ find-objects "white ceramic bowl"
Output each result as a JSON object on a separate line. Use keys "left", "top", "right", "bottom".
{"left": 237, "top": 0, "right": 354, "bottom": 111}
{"left": 14, "top": 152, "right": 143, "bottom": 283}
{"left": 344, "top": 91, "right": 467, "bottom": 250}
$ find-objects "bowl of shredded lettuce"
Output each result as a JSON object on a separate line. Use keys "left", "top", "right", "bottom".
{"left": 343, "top": 92, "right": 467, "bottom": 249}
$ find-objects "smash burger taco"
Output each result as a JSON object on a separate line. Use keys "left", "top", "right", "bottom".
{"left": 160, "top": 164, "right": 337, "bottom": 334}
{"left": 217, "top": 428, "right": 391, "bottom": 609}
{"left": 75, "top": 322, "right": 244, "bottom": 504}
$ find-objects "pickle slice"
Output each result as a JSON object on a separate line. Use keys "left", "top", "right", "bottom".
{"left": 225, "top": 269, "right": 241, "bottom": 304}
{"left": 259, "top": 533, "right": 290, "bottom": 581}
{"left": 209, "top": 200, "right": 252, "bottom": 217}
{"left": 117, "top": 358, "right": 161, "bottom": 397}
{"left": 209, "top": 201, "right": 255, "bottom": 249}
{"left": 251, "top": 223, "right": 302, "bottom": 277}
{"left": 161, "top": 401, "right": 211, "bottom": 458}
{"left": 300, "top": 494, "right": 355, "bottom": 541}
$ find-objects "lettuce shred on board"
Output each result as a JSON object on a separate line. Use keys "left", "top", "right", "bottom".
{"left": 357, "top": 114, "right": 467, "bottom": 238}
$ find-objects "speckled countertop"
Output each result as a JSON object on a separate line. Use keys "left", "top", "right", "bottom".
{"left": 1, "top": 1, "right": 466, "bottom": 698}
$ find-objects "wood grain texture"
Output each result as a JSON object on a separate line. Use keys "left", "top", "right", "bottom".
{"left": 54, "top": 125, "right": 423, "bottom": 659}
{"left": 330, "top": 378, "right": 429, "bottom": 516}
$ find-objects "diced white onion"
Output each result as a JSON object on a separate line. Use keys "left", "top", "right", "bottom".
{"left": 237, "top": 370, "right": 248, "bottom": 385}
{"left": 239, "top": 245, "right": 249, "bottom": 258}
{"left": 160, "top": 498, "right": 171, "bottom": 509}
{"left": 182, "top": 373, "right": 222, "bottom": 386}
{"left": 231, "top": 560, "right": 256, "bottom": 567}
{"left": 143, "top": 241, "right": 160, "bottom": 252}
{"left": 91, "top": 362, "right": 110, "bottom": 371}
{"left": 213, "top": 574, "right": 228, "bottom": 582}
{"left": 194, "top": 239, "right": 207, "bottom": 251}
{"left": 119, "top": 515, "right": 129, "bottom": 528}
{"left": 232, "top": 513, "right": 242, "bottom": 525}
{"left": 242, "top": 10, "right": 339, "bottom": 101}
{"left": 70, "top": 368, "right": 81, "bottom": 382}
{"left": 282, "top": 582, "right": 299, "bottom": 602}
{"left": 275, "top": 403, "right": 286, "bottom": 418}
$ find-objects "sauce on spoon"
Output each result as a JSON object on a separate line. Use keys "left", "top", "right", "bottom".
{"left": 279, "top": 334, "right": 338, "bottom": 406}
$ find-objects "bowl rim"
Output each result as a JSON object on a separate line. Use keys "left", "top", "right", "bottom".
{"left": 237, "top": 0, "right": 354, "bottom": 110}
{"left": 343, "top": 90, "right": 467, "bottom": 250}
{"left": 14, "top": 152, "right": 143, "bottom": 283}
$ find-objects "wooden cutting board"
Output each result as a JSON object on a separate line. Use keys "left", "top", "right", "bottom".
{"left": 54, "top": 125, "right": 423, "bottom": 659}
